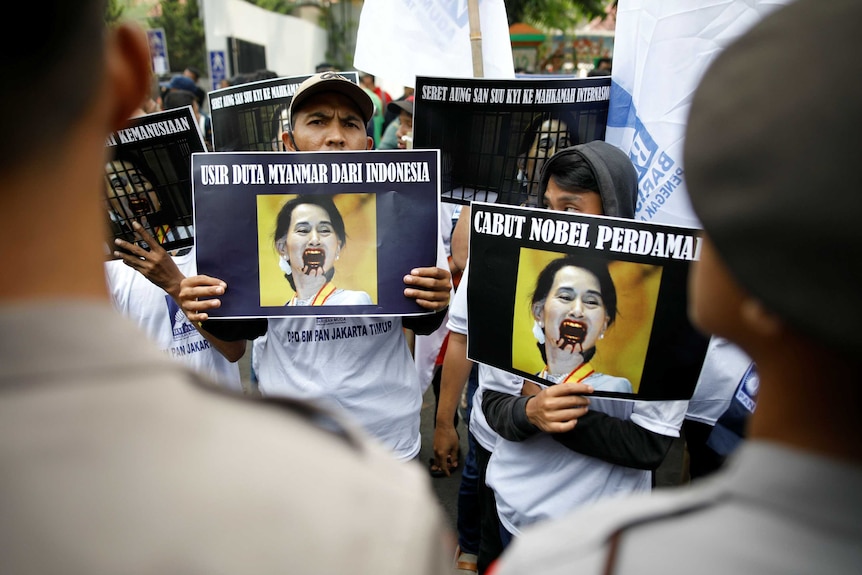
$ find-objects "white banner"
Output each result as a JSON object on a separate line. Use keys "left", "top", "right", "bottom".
{"left": 354, "top": 0, "right": 515, "bottom": 88}
{"left": 606, "top": 0, "right": 790, "bottom": 228}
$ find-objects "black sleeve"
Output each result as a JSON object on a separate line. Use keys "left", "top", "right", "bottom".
{"left": 200, "top": 318, "right": 268, "bottom": 341}
{"left": 482, "top": 390, "right": 541, "bottom": 442}
{"left": 402, "top": 307, "right": 448, "bottom": 336}
{"left": 484, "top": 388, "right": 674, "bottom": 469}
{"left": 551, "top": 410, "right": 674, "bottom": 470}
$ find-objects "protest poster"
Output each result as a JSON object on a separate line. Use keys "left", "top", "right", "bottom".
{"left": 208, "top": 72, "right": 360, "bottom": 152}
{"left": 104, "top": 106, "right": 203, "bottom": 255}
{"left": 192, "top": 149, "right": 440, "bottom": 318}
{"left": 466, "top": 201, "right": 709, "bottom": 400}
{"left": 412, "top": 75, "right": 611, "bottom": 207}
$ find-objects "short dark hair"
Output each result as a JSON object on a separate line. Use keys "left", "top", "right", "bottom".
{"left": 0, "top": 0, "right": 105, "bottom": 171}
{"left": 542, "top": 152, "right": 599, "bottom": 194}
{"left": 163, "top": 89, "right": 198, "bottom": 111}
{"left": 184, "top": 66, "right": 202, "bottom": 80}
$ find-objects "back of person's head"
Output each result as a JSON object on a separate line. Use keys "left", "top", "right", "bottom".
{"left": 0, "top": 1, "right": 105, "bottom": 172}
{"left": 685, "top": 0, "right": 862, "bottom": 362}
{"left": 168, "top": 74, "right": 198, "bottom": 95}
{"left": 251, "top": 69, "right": 278, "bottom": 82}
{"left": 183, "top": 66, "right": 202, "bottom": 81}
{"left": 163, "top": 88, "right": 198, "bottom": 111}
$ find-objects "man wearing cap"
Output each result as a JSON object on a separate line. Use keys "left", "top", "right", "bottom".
{"left": 489, "top": 1, "right": 862, "bottom": 573}
{"left": 178, "top": 72, "right": 452, "bottom": 462}
{"left": 380, "top": 95, "right": 415, "bottom": 150}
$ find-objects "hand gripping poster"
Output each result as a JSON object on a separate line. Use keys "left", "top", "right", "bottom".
{"left": 192, "top": 149, "right": 440, "bottom": 318}
{"left": 466, "top": 202, "right": 709, "bottom": 400}
{"left": 208, "top": 72, "right": 360, "bottom": 152}
{"left": 103, "top": 106, "right": 204, "bottom": 255}
{"left": 413, "top": 75, "right": 611, "bottom": 207}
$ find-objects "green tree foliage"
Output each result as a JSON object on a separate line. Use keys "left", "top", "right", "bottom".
{"left": 249, "top": 0, "right": 294, "bottom": 14}
{"left": 149, "top": 0, "right": 206, "bottom": 75}
{"left": 105, "top": 0, "right": 124, "bottom": 25}
{"left": 504, "top": 0, "right": 607, "bottom": 30}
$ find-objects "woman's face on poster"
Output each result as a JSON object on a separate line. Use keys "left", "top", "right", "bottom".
{"left": 278, "top": 203, "right": 342, "bottom": 277}
{"left": 105, "top": 159, "right": 161, "bottom": 216}
{"left": 534, "top": 265, "right": 608, "bottom": 355}
{"left": 523, "top": 119, "right": 571, "bottom": 191}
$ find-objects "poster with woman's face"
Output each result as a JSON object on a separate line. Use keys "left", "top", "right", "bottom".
{"left": 191, "top": 149, "right": 440, "bottom": 318}
{"left": 466, "top": 201, "right": 709, "bottom": 400}
{"left": 257, "top": 193, "right": 378, "bottom": 307}
{"left": 103, "top": 106, "right": 204, "bottom": 255}
{"left": 412, "top": 75, "right": 611, "bottom": 207}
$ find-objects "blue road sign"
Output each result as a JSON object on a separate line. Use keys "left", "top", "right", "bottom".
{"left": 209, "top": 51, "right": 227, "bottom": 91}
{"left": 147, "top": 28, "right": 169, "bottom": 75}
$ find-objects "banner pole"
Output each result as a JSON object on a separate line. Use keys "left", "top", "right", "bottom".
{"left": 467, "top": 0, "right": 484, "bottom": 77}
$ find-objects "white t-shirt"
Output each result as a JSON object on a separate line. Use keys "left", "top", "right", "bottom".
{"left": 486, "top": 386, "right": 688, "bottom": 535}
{"left": 257, "top": 315, "right": 422, "bottom": 461}
{"left": 257, "top": 223, "right": 448, "bottom": 461}
{"left": 686, "top": 336, "right": 754, "bottom": 425}
{"left": 413, "top": 202, "right": 460, "bottom": 393}
{"left": 446, "top": 263, "right": 511, "bottom": 453}
{"left": 104, "top": 248, "right": 242, "bottom": 392}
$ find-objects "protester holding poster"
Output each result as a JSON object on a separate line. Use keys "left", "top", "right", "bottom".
{"left": 102, "top": 106, "right": 244, "bottom": 390}
{"left": 179, "top": 72, "right": 452, "bottom": 461}
{"left": 493, "top": 1, "right": 862, "bottom": 572}
{"left": 106, "top": 221, "right": 244, "bottom": 391}
{"left": 477, "top": 141, "right": 691, "bottom": 545}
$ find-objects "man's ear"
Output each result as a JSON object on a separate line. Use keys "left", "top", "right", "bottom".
{"left": 366, "top": 136, "right": 374, "bottom": 150}
{"left": 105, "top": 22, "right": 151, "bottom": 131}
{"left": 283, "top": 130, "right": 297, "bottom": 151}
